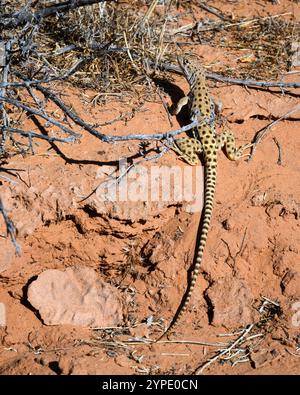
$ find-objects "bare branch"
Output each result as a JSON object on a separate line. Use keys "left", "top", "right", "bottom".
{"left": 199, "top": 2, "right": 232, "bottom": 22}
{"left": 0, "top": 39, "right": 14, "bottom": 154}
{"left": 0, "top": 95, "right": 81, "bottom": 138}
{"left": 149, "top": 60, "right": 300, "bottom": 90}
{"left": 3, "top": 127, "right": 77, "bottom": 144}
{"left": 1, "top": 0, "right": 116, "bottom": 29}
{"left": 206, "top": 72, "right": 300, "bottom": 90}
{"left": 29, "top": 84, "right": 206, "bottom": 142}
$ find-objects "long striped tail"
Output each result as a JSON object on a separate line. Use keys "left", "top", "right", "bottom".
{"left": 156, "top": 163, "right": 217, "bottom": 341}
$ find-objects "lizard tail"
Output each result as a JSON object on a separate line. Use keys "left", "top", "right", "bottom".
{"left": 156, "top": 163, "right": 216, "bottom": 341}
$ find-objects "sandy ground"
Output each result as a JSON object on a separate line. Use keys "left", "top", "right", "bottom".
{"left": 0, "top": 0, "right": 300, "bottom": 375}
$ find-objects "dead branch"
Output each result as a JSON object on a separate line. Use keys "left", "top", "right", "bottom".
{"left": 199, "top": 2, "right": 232, "bottom": 22}
{"left": 206, "top": 72, "right": 300, "bottom": 90}
{"left": 1, "top": 0, "right": 115, "bottom": 29}
{"left": 5, "top": 81, "right": 205, "bottom": 143}
{"left": 0, "top": 95, "right": 81, "bottom": 138}
{"left": 150, "top": 60, "right": 300, "bottom": 90}
{"left": 0, "top": 58, "right": 88, "bottom": 89}
{"left": 0, "top": 39, "right": 13, "bottom": 154}
{"left": 4, "top": 127, "right": 77, "bottom": 144}
{"left": 273, "top": 137, "right": 283, "bottom": 166}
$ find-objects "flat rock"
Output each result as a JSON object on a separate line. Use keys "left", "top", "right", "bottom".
{"left": 27, "top": 267, "right": 124, "bottom": 327}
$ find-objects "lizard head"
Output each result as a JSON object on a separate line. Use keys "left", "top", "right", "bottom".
{"left": 177, "top": 55, "right": 205, "bottom": 88}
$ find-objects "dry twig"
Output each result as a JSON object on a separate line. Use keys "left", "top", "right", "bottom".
{"left": 249, "top": 104, "right": 300, "bottom": 160}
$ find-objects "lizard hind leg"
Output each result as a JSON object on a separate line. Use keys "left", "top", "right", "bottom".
{"left": 216, "top": 129, "right": 253, "bottom": 161}
{"left": 172, "top": 137, "right": 203, "bottom": 165}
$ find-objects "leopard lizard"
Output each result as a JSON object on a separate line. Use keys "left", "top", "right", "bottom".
{"left": 159, "top": 56, "right": 252, "bottom": 339}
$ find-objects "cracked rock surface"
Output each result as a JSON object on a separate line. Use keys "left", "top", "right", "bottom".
{"left": 27, "top": 267, "right": 124, "bottom": 327}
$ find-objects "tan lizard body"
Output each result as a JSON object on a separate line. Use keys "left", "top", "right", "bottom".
{"left": 159, "top": 57, "right": 252, "bottom": 339}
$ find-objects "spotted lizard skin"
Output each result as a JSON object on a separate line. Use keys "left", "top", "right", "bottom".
{"left": 159, "top": 57, "right": 252, "bottom": 339}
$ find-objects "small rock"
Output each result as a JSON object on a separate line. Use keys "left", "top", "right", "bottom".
{"left": 251, "top": 192, "right": 266, "bottom": 207}
{"left": 222, "top": 218, "right": 236, "bottom": 231}
{"left": 281, "top": 271, "right": 300, "bottom": 298}
{"left": 250, "top": 348, "right": 280, "bottom": 369}
{"left": 27, "top": 267, "right": 124, "bottom": 327}
{"left": 206, "top": 277, "right": 255, "bottom": 328}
